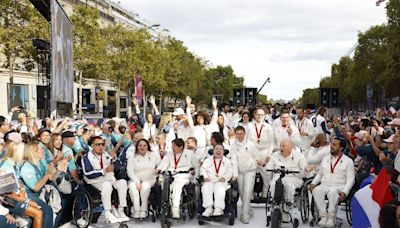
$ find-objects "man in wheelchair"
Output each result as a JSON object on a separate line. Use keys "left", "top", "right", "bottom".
{"left": 265, "top": 139, "right": 307, "bottom": 223}
{"left": 156, "top": 138, "right": 198, "bottom": 219}
{"left": 81, "top": 136, "right": 129, "bottom": 224}
{"left": 309, "top": 137, "right": 355, "bottom": 227}
{"left": 200, "top": 144, "right": 233, "bottom": 217}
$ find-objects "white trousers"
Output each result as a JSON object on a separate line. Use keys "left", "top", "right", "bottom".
{"left": 312, "top": 185, "right": 341, "bottom": 217}
{"left": 170, "top": 177, "right": 189, "bottom": 209}
{"left": 91, "top": 179, "right": 128, "bottom": 210}
{"left": 129, "top": 179, "right": 156, "bottom": 212}
{"left": 257, "top": 165, "right": 269, "bottom": 195}
{"left": 201, "top": 182, "right": 227, "bottom": 210}
{"left": 269, "top": 176, "right": 302, "bottom": 205}
{"left": 238, "top": 170, "right": 256, "bottom": 217}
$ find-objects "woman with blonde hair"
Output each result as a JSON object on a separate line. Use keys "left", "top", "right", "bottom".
{"left": 159, "top": 112, "right": 176, "bottom": 146}
{"left": 0, "top": 142, "right": 54, "bottom": 228}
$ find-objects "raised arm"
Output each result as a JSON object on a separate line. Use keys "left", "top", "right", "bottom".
{"left": 186, "top": 96, "right": 194, "bottom": 128}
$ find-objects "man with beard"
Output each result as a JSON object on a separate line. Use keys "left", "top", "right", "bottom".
{"left": 309, "top": 137, "right": 355, "bottom": 227}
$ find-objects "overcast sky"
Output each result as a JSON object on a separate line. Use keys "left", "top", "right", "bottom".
{"left": 117, "top": 0, "right": 387, "bottom": 101}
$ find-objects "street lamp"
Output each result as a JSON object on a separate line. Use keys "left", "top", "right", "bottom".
{"left": 147, "top": 24, "right": 160, "bottom": 29}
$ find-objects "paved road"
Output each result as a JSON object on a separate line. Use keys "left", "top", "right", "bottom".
{"left": 61, "top": 201, "right": 352, "bottom": 228}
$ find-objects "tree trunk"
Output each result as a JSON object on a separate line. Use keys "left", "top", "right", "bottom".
{"left": 79, "top": 70, "right": 83, "bottom": 119}
{"left": 116, "top": 82, "right": 121, "bottom": 118}
{"left": 9, "top": 56, "right": 15, "bottom": 108}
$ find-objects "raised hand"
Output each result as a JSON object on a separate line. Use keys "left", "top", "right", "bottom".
{"left": 149, "top": 95, "right": 156, "bottom": 105}
{"left": 212, "top": 97, "right": 217, "bottom": 109}
{"left": 132, "top": 96, "right": 139, "bottom": 106}
{"left": 186, "top": 96, "right": 192, "bottom": 105}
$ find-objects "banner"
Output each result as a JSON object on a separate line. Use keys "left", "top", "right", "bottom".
{"left": 51, "top": 0, "right": 74, "bottom": 103}
{"left": 134, "top": 75, "right": 143, "bottom": 105}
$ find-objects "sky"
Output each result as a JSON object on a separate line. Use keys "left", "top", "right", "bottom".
{"left": 116, "top": 0, "right": 387, "bottom": 101}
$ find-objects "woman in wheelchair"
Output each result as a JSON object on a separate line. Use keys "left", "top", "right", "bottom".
{"left": 266, "top": 139, "right": 307, "bottom": 223}
{"left": 200, "top": 144, "right": 233, "bottom": 217}
{"left": 156, "top": 138, "right": 198, "bottom": 219}
{"left": 127, "top": 138, "right": 161, "bottom": 219}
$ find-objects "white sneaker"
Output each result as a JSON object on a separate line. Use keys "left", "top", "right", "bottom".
{"left": 325, "top": 217, "right": 335, "bottom": 227}
{"left": 172, "top": 207, "right": 180, "bottom": 219}
{"left": 133, "top": 211, "right": 141, "bottom": 219}
{"left": 77, "top": 218, "right": 88, "bottom": 227}
{"left": 105, "top": 210, "right": 121, "bottom": 224}
{"left": 249, "top": 208, "right": 254, "bottom": 218}
{"left": 317, "top": 216, "right": 328, "bottom": 227}
{"left": 241, "top": 215, "right": 250, "bottom": 224}
{"left": 282, "top": 212, "right": 291, "bottom": 223}
{"left": 139, "top": 211, "right": 148, "bottom": 219}
{"left": 202, "top": 207, "right": 213, "bottom": 217}
{"left": 212, "top": 207, "right": 224, "bottom": 216}
{"left": 117, "top": 208, "right": 130, "bottom": 222}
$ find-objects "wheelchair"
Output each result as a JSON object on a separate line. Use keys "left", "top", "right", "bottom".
{"left": 125, "top": 179, "right": 162, "bottom": 223}
{"left": 159, "top": 170, "right": 197, "bottom": 228}
{"left": 196, "top": 177, "right": 238, "bottom": 226}
{"left": 252, "top": 171, "right": 267, "bottom": 204}
{"left": 265, "top": 167, "right": 300, "bottom": 228}
{"left": 295, "top": 176, "right": 314, "bottom": 223}
{"left": 71, "top": 182, "right": 128, "bottom": 228}
{"left": 309, "top": 184, "right": 355, "bottom": 227}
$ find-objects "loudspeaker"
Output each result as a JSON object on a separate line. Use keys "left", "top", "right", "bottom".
{"left": 37, "top": 86, "right": 49, "bottom": 109}
{"left": 319, "top": 88, "right": 339, "bottom": 108}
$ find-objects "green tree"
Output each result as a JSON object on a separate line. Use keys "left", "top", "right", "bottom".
{"left": 0, "top": 0, "right": 49, "bottom": 103}
{"left": 71, "top": 5, "right": 108, "bottom": 116}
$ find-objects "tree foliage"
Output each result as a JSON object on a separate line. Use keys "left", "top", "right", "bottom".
{"left": 300, "top": 0, "right": 400, "bottom": 110}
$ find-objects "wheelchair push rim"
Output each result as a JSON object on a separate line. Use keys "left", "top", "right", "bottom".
{"left": 72, "top": 191, "right": 93, "bottom": 228}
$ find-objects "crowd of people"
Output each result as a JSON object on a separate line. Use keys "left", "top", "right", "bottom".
{"left": 0, "top": 95, "right": 399, "bottom": 228}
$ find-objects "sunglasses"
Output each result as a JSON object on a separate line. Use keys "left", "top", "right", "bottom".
{"left": 94, "top": 143, "right": 105, "bottom": 147}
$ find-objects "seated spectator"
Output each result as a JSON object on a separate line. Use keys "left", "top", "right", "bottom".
{"left": 309, "top": 137, "right": 355, "bottom": 227}
{"left": 81, "top": 136, "right": 129, "bottom": 224}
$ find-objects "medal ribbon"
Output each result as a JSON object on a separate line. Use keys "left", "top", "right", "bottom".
{"left": 330, "top": 153, "right": 343, "bottom": 173}
{"left": 174, "top": 152, "right": 183, "bottom": 170}
{"left": 255, "top": 123, "right": 264, "bottom": 142}
{"left": 214, "top": 157, "right": 223, "bottom": 175}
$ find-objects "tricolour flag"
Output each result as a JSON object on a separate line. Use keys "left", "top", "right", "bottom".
{"left": 352, "top": 168, "right": 393, "bottom": 228}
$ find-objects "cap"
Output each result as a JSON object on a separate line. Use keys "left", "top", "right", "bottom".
{"left": 38, "top": 128, "right": 51, "bottom": 137}
{"left": 384, "top": 134, "right": 396, "bottom": 143}
{"left": 61, "top": 131, "right": 75, "bottom": 139}
{"left": 8, "top": 132, "right": 22, "bottom": 143}
{"left": 172, "top": 108, "right": 185, "bottom": 116}
{"left": 354, "top": 130, "right": 367, "bottom": 141}
{"left": 388, "top": 118, "right": 400, "bottom": 126}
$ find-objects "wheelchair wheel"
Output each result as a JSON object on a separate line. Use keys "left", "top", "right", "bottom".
{"left": 345, "top": 197, "right": 352, "bottom": 226}
{"left": 299, "top": 186, "right": 310, "bottom": 222}
{"left": 119, "top": 223, "right": 128, "bottom": 228}
{"left": 228, "top": 213, "right": 235, "bottom": 226}
{"left": 198, "top": 220, "right": 205, "bottom": 225}
{"left": 160, "top": 179, "right": 172, "bottom": 228}
{"left": 271, "top": 208, "right": 281, "bottom": 228}
{"left": 72, "top": 190, "right": 93, "bottom": 228}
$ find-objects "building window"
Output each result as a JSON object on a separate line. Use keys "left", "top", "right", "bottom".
{"left": 120, "top": 97, "right": 127, "bottom": 109}
{"left": 8, "top": 84, "right": 29, "bottom": 110}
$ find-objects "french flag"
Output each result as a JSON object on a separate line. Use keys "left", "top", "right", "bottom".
{"left": 351, "top": 168, "right": 393, "bottom": 228}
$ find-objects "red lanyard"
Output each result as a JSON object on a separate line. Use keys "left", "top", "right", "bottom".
{"left": 214, "top": 157, "right": 223, "bottom": 175}
{"left": 330, "top": 154, "right": 343, "bottom": 173}
{"left": 174, "top": 152, "right": 183, "bottom": 170}
{"left": 255, "top": 123, "right": 264, "bottom": 142}
{"left": 100, "top": 153, "right": 104, "bottom": 169}
{"left": 297, "top": 119, "right": 304, "bottom": 132}
{"left": 159, "top": 144, "right": 166, "bottom": 159}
